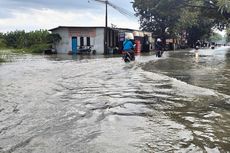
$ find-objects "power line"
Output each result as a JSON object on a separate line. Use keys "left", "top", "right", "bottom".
{"left": 88, "top": 0, "right": 137, "bottom": 54}
{"left": 108, "top": 1, "right": 136, "bottom": 19}
{"left": 90, "top": 0, "right": 137, "bottom": 19}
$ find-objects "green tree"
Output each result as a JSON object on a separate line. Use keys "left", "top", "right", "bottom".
{"left": 0, "top": 33, "right": 6, "bottom": 48}
{"left": 132, "top": 0, "right": 230, "bottom": 46}
{"left": 133, "top": 0, "right": 185, "bottom": 38}
{"left": 46, "top": 33, "right": 61, "bottom": 45}
{"left": 226, "top": 28, "right": 230, "bottom": 42}
{"left": 1, "top": 30, "right": 52, "bottom": 53}
{"left": 208, "top": 32, "right": 223, "bottom": 42}
{"left": 46, "top": 33, "right": 61, "bottom": 51}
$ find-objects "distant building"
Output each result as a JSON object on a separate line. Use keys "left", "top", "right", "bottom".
{"left": 49, "top": 26, "right": 154, "bottom": 54}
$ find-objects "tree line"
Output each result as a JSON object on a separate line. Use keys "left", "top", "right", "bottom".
{"left": 0, "top": 30, "right": 61, "bottom": 53}
{"left": 132, "top": 0, "right": 230, "bottom": 46}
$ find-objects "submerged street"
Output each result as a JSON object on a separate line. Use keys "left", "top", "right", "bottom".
{"left": 0, "top": 47, "right": 230, "bottom": 153}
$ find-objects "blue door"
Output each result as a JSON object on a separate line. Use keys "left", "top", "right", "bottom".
{"left": 72, "top": 37, "right": 77, "bottom": 54}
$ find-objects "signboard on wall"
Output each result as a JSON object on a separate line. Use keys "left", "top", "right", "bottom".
{"left": 166, "top": 39, "right": 173, "bottom": 44}
{"left": 119, "top": 32, "right": 125, "bottom": 41}
{"left": 69, "top": 28, "right": 96, "bottom": 37}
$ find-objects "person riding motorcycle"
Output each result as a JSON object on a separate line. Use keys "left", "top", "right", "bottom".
{"left": 123, "top": 36, "right": 135, "bottom": 62}
{"left": 195, "top": 40, "right": 201, "bottom": 50}
{"left": 155, "top": 38, "right": 164, "bottom": 57}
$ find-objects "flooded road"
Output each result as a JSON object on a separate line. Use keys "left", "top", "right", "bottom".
{"left": 0, "top": 47, "right": 230, "bottom": 153}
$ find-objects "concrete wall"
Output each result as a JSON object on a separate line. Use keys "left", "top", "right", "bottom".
{"left": 51, "top": 27, "right": 153, "bottom": 54}
{"left": 52, "top": 27, "right": 105, "bottom": 54}
{"left": 94, "top": 28, "right": 104, "bottom": 54}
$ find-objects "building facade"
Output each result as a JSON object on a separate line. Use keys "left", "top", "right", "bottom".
{"left": 49, "top": 26, "right": 153, "bottom": 54}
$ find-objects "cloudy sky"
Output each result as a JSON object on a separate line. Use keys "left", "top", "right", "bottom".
{"left": 0, "top": 0, "right": 140, "bottom": 33}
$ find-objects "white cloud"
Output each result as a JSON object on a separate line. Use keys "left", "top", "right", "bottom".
{"left": 0, "top": 0, "right": 140, "bottom": 32}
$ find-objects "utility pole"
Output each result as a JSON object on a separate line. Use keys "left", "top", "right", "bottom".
{"left": 104, "top": 0, "right": 108, "bottom": 54}
{"left": 92, "top": 0, "right": 136, "bottom": 54}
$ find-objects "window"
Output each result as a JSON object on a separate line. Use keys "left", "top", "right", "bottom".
{"left": 80, "top": 37, "right": 84, "bottom": 47}
{"left": 87, "top": 37, "right": 90, "bottom": 46}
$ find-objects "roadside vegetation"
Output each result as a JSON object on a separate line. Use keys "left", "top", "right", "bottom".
{"left": 132, "top": 0, "right": 230, "bottom": 46}
{"left": 226, "top": 28, "right": 230, "bottom": 43}
{"left": 0, "top": 30, "right": 61, "bottom": 62}
{"left": 0, "top": 30, "right": 61, "bottom": 53}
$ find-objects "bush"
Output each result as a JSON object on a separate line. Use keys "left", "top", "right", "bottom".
{"left": 0, "top": 39, "right": 7, "bottom": 48}
{"left": 29, "top": 44, "right": 50, "bottom": 53}
{"left": 0, "top": 58, "right": 4, "bottom": 62}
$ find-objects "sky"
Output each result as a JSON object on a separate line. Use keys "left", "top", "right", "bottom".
{"left": 0, "top": 0, "right": 140, "bottom": 33}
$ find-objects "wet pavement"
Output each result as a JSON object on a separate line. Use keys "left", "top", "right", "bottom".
{"left": 0, "top": 46, "right": 230, "bottom": 153}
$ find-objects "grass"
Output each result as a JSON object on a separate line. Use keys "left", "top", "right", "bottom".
{"left": 0, "top": 44, "right": 51, "bottom": 63}
{"left": 0, "top": 49, "right": 11, "bottom": 63}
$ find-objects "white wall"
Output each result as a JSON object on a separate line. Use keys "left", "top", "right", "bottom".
{"left": 94, "top": 28, "right": 104, "bottom": 54}
{"left": 52, "top": 27, "right": 105, "bottom": 54}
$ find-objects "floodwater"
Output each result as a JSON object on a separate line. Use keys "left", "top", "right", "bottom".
{"left": 0, "top": 47, "right": 229, "bottom": 153}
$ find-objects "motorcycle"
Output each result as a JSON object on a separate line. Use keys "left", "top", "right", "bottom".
{"left": 122, "top": 51, "right": 135, "bottom": 63}
{"left": 211, "top": 42, "right": 215, "bottom": 49}
{"left": 195, "top": 46, "right": 199, "bottom": 50}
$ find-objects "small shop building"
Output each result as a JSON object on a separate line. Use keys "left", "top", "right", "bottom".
{"left": 49, "top": 26, "right": 154, "bottom": 54}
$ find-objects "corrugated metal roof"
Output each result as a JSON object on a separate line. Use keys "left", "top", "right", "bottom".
{"left": 49, "top": 26, "right": 152, "bottom": 34}
{"left": 49, "top": 26, "right": 106, "bottom": 31}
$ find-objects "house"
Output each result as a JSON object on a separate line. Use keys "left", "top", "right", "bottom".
{"left": 49, "top": 26, "right": 154, "bottom": 54}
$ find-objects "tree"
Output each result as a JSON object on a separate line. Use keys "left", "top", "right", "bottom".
{"left": 208, "top": 32, "right": 223, "bottom": 42}
{"left": 46, "top": 33, "right": 61, "bottom": 49}
{"left": 0, "top": 33, "right": 7, "bottom": 48}
{"left": 133, "top": 0, "right": 185, "bottom": 38}
{"left": 2, "top": 30, "right": 50, "bottom": 49}
{"left": 132, "top": 0, "right": 230, "bottom": 46}
{"left": 46, "top": 33, "right": 61, "bottom": 44}
{"left": 0, "top": 30, "right": 55, "bottom": 53}
{"left": 226, "top": 28, "right": 230, "bottom": 43}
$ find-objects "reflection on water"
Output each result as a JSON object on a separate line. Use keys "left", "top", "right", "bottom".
{"left": 195, "top": 50, "right": 199, "bottom": 63}
{"left": 142, "top": 47, "right": 230, "bottom": 152}
{"left": 0, "top": 47, "right": 230, "bottom": 153}
{"left": 144, "top": 47, "right": 230, "bottom": 95}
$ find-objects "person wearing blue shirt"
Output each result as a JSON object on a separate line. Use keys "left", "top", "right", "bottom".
{"left": 123, "top": 38, "right": 135, "bottom": 62}
{"left": 123, "top": 39, "right": 134, "bottom": 52}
